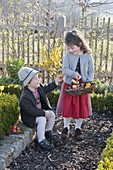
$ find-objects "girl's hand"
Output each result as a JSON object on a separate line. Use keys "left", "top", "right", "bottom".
{"left": 75, "top": 73, "right": 81, "bottom": 80}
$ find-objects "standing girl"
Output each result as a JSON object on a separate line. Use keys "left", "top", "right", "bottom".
{"left": 56, "top": 30, "right": 94, "bottom": 140}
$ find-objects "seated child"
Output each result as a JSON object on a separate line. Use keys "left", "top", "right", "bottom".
{"left": 18, "top": 67, "right": 63, "bottom": 151}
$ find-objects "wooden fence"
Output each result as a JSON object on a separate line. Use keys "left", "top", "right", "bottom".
{"left": 0, "top": 26, "right": 62, "bottom": 83}
{"left": 0, "top": 16, "right": 113, "bottom": 82}
{"left": 79, "top": 17, "right": 113, "bottom": 82}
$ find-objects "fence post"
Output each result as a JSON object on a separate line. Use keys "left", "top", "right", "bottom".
{"left": 57, "top": 15, "right": 66, "bottom": 58}
{"left": 57, "top": 15, "right": 66, "bottom": 40}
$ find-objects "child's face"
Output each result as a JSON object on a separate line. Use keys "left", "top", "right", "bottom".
{"left": 28, "top": 74, "right": 39, "bottom": 89}
{"left": 66, "top": 44, "right": 80, "bottom": 55}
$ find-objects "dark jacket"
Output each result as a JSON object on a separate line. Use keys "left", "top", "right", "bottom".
{"left": 20, "top": 80, "right": 58, "bottom": 128}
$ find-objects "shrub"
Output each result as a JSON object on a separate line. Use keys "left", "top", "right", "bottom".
{"left": 105, "top": 93, "right": 113, "bottom": 111}
{"left": 97, "top": 132, "right": 113, "bottom": 170}
{"left": 94, "top": 80, "right": 113, "bottom": 94}
{"left": 91, "top": 92, "right": 113, "bottom": 111}
{"left": 0, "top": 57, "right": 24, "bottom": 84}
{"left": 0, "top": 93, "right": 19, "bottom": 138}
{"left": 91, "top": 93, "right": 106, "bottom": 110}
{"left": 0, "top": 84, "right": 22, "bottom": 99}
{"left": 94, "top": 82, "right": 107, "bottom": 94}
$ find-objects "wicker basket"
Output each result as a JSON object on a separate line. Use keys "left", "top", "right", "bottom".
{"left": 65, "top": 83, "right": 96, "bottom": 96}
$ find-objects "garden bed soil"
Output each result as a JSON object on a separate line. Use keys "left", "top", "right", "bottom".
{"left": 9, "top": 110, "right": 113, "bottom": 170}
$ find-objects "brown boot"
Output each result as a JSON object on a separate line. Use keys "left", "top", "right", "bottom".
{"left": 75, "top": 128, "right": 84, "bottom": 141}
{"left": 61, "top": 127, "right": 70, "bottom": 139}
{"left": 45, "top": 131, "right": 59, "bottom": 142}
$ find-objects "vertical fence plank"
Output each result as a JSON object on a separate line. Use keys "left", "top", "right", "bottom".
{"left": 2, "top": 29, "right": 5, "bottom": 64}
{"left": 105, "top": 17, "right": 110, "bottom": 81}
{"left": 111, "top": 55, "right": 113, "bottom": 82}
{"left": 17, "top": 26, "right": 20, "bottom": 58}
{"left": 47, "top": 31, "right": 51, "bottom": 83}
{"left": 27, "top": 29, "right": 30, "bottom": 65}
{"left": 100, "top": 18, "right": 105, "bottom": 70}
{"left": 89, "top": 17, "right": 93, "bottom": 47}
{"left": 32, "top": 28, "right": 35, "bottom": 65}
{"left": 22, "top": 28, "right": 25, "bottom": 59}
{"left": 105, "top": 17, "right": 110, "bottom": 71}
{"left": 84, "top": 17, "right": 87, "bottom": 38}
{"left": 6, "top": 28, "right": 9, "bottom": 61}
{"left": 11, "top": 28, "right": 15, "bottom": 58}
{"left": 94, "top": 17, "right": 99, "bottom": 72}
{"left": 37, "top": 31, "right": 40, "bottom": 63}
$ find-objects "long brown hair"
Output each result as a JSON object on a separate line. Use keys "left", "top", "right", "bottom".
{"left": 65, "top": 30, "right": 92, "bottom": 54}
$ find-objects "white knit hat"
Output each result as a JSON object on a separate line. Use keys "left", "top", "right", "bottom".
{"left": 18, "top": 67, "right": 38, "bottom": 87}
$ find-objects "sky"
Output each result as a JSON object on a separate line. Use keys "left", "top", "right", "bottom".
{"left": 87, "top": 0, "right": 110, "bottom": 2}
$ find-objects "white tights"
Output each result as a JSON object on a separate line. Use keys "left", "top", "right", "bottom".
{"left": 36, "top": 110, "right": 55, "bottom": 142}
{"left": 63, "top": 117, "right": 83, "bottom": 130}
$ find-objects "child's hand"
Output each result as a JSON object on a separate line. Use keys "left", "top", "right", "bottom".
{"left": 45, "top": 111, "right": 52, "bottom": 119}
{"left": 55, "top": 74, "right": 63, "bottom": 85}
{"left": 75, "top": 73, "right": 81, "bottom": 80}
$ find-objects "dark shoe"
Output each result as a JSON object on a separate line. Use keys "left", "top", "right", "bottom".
{"left": 75, "top": 128, "right": 84, "bottom": 141}
{"left": 38, "top": 139, "right": 54, "bottom": 151}
{"left": 45, "top": 131, "right": 58, "bottom": 142}
{"left": 61, "top": 127, "right": 70, "bottom": 139}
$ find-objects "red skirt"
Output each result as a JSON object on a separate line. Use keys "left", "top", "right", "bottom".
{"left": 56, "top": 82, "right": 92, "bottom": 119}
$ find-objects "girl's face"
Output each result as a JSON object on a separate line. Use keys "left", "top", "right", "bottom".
{"left": 66, "top": 44, "right": 81, "bottom": 55}
{"left": 28, "top": 74, "right": 39, "bottom": 89}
